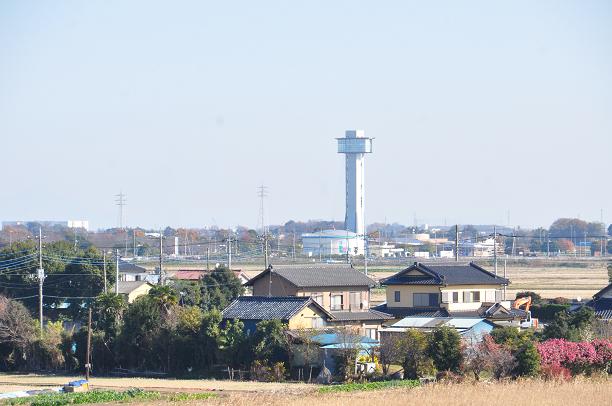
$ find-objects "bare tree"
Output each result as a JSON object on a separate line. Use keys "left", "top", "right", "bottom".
{"left": 0, "top": 296, "right": 36, "bottom": 348}
{"left": 379, "top": 332, "right": 404, "bottom": 376}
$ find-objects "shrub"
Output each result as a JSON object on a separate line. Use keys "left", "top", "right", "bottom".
{"left": 541, "top": 364, "right": 572, "bottom": 381}
{"left": 427, "top": 326, "right": 463, "bottom": 373}
{"left": 530, "top": 304, "right": 570, "bottom": 321}
{"left": 537, "top": 338, "right": 612, "bottom": 375}
{"left": 514, "top": 341, "right": 540, "bottom": 377}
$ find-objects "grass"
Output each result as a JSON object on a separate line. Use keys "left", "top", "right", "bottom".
{"left": 3, "top": 388, "right": 217, "bottom": 406}
{"left": 318, "top": 380, "right": 420, "bottom": 393}
{"left": 221, "top": 379, "right": 612, "bottom": 406}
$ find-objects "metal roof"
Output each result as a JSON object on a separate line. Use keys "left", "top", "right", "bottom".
{"left": 246, "top": 264, "right": 376, "bottom": 288}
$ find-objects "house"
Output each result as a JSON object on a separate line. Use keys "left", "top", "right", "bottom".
{"left": 585, "top": 283, "right": 612, "bottom": 321}
{"left": 221, "top": 296, "right": 333, "bottom": 333}
{"left": 118, "top": 261, "right": 155, "bottom": 283}
{"left": 375, "top": 262, "right": 511, "bottom": 319}
{"left": 117, "top": 280, "right": 153, "bottom": 303}
{"left": 171, "top": 269, "right": 251, "bottom": 285}
{"left": 245, "top": 264, "right": 393, "bottom": 338}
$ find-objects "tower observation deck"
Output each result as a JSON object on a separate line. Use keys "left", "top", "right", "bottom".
{"left": 337, "top": 130, "right": 373, "bottom": 237}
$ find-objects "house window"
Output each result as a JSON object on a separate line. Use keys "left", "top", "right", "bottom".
{"left": 414, "top": 293, "right": 438, "bottom": 307}
{"left": 394, "top": 291, "right": 401, "bottom": 302}
{"left": 331, "top": 294, "right": 343, "bottom": 311}
{"left": 311, "top": 317, "right": 324, "bottom": 329}
{"left": 463, "top": 291, "right": 471, "bottom": 303}
{"left": 349, "top": 292, "right": 361, "bottom": 309}
{"left": 311, "top": 293, "right": 323, "bottom": 306}
{"left": 452, "top": 292, "right": 459, "bottom": 303}
{"left": 472, "top": 291, "right": 481, "bottom": 302}
{"left": 365, "top": 328, "right": 377, "bottom": 340}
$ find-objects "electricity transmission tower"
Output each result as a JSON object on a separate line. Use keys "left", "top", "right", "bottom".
{"left": 115, "top": 191, "right": 127, "bottom": 229}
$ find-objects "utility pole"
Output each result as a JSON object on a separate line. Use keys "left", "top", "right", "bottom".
{"left": 158, "top": 232, "right": 164, "bottom": 285}
{"left": 547, "top": 233, "right": 550, "bottom": 258}
{"left": 318, "top": 232, "right": 322, "bottom": 262}
{"left": 103, "top": 251, "right": 107, "bottom": 293}
{"left": 133, "top": 230, "right": 136, "bottom": 257}
{"left": 115, "top": 249, "right": 119, "bottom": 295}
{"left": 36, "top": 227, "right": 45, "bottom": 332}
{"left": 206, "top": 247, "right": 210, "bottom": 271}
{"left": 364, "top": 234, "right": 368, "bottom": 276}
{"left": 503, "top": 257, "right": 507, "bottom": 301}
{"left": 227, "top": 234, "right": 232, "bottom": 270}
{"left": 85, "top": 306, "right": 92, "bottom": 381}
{"left": 292, "top": 231, "right": 296, "bottom": 262}
{"left": 493, "top": 226, "right": 497, "bottom": 275}
{"left": 455, "top": 225, "right": 459, "bottom": 262}
{"left": 263, "top": 234, "right": 269, "bottom": 269}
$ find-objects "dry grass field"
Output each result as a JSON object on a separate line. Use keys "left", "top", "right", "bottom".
{"left": 212, "top": 379, "right": 612, "bottom": 406}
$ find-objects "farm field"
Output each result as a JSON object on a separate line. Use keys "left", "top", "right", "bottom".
{"left": 1, "top": 375, "right": 610, "bottom": 406}
{"left": 165, "top": 260, "right": 609, "bottom": 301}
{"left": 0, "top": 374, "right": 311, "bottom": 394}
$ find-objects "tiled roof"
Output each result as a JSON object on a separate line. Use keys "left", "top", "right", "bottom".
{"left": 593, "top": 283, "right": 612, "bottom": 300}
{"left": 222, "top": 296, "right": 332, "bottom": 321}
{"left": 586, "top": 297, "right": 612, "bottom": 320}
{"left": 245, "top": 264, "right": 376, "bottom": 288}
{"left": 330, "top": 309, "right": 394, "bottom": 321}
{"left": 372, "top": 303, "right": 450, "bottom": 318}
{"left": 118, "top": 261, "right": 148, "bottom": 274}
{"left": 117, "top": 281, "right": 150, "bottom": 295}
{"left": 382, "top": 262, "right": 509, "bottom": 286}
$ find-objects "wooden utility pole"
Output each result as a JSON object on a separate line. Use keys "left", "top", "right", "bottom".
{"left": 85, "top": 306, "right": 92, "bottom": 381}
{"left": 158, "top": 232, "right": 163, "bottom": 285}
{"left": 493, "top": 225, "right": 497, "bottom": 275}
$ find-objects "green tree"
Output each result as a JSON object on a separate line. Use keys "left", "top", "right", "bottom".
{"left": 250, "top": 319, "right": 289, "bottom": 366}
{"left": 514, "top": 341, "right": 540, "bottom": 377}
{"left": 427, "top": 326, "right": 463, "bottom": 373}
{"left": 543, "top": 306, "right": 594, "bottom": 341}
{"left": 94, "top": 293, "right": 126, "bottom": 340}
{"left": 200, "top": 309, "right": 223, "bottom": 369}
{"left": 220, "top": 319, "right": 247, "bottom": 369}
{"left": 199, "top": 266, "right": 244, "bottom": 311}
{"left": 400, "top": 329, "right": 432, "bottom": 379}
{"left": 172, "top": 281, "right": 201, "bottom": 307}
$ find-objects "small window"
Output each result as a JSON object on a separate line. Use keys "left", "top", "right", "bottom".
{"left": 394, "top": 291, "right": 401, "bottom": 302}
{"left": 311, "top": 317, "right": 324, "bottom": 328}
{"left": 331, "top": 294, "right": 343, "bottom": 310}
{"left": 350, "top": 292, "right": 360, "bottom": 309}
{"left": 472, "top": 291, "right": 481, "bottom": 302}
{"left": 452, "top": 292, "right": 459, "bottom": 303}
{"left": 311, "top": 293, "right": 323, "bottom": 306}
{"left": 463, "top": 291, "right": 471, "bottom": 303}
{"left": 365, "top": 328, "right": 377, "bottom": 340}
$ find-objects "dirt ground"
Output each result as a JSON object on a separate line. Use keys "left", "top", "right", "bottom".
{"left": 0, "top": 373, "right": 314, "bottom": 394}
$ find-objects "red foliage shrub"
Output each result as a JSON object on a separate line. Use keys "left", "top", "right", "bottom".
{"left": 537, "top": 338, "right": 612, "bottom": 375}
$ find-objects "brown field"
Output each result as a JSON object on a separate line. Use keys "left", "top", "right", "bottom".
{"left": 1, "top": 375, "right": 610, "bottom": 406}
{"left": 214, "top": 379, "right": 612, "bottom": 406}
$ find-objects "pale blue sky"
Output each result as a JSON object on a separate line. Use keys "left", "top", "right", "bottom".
{"left": 1, "top": 1, "right": 611, "bottom": 230}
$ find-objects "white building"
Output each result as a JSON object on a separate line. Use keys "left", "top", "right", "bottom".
{"left": 337, "top": 130, "right": 373, "bottom": 237}
{"left": 302, "top": 230, "right": 364, "bottom": 257}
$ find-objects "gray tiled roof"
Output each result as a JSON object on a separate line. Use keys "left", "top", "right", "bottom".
{"left": 222, "top": 296, "right": 332, "bottom": 321}
{"left": 382, "top": 262, "right": 509, "bottom": 286}
{"left": 586, "top": 298, "right": 612, "bottom": 320}
{"left": 330, "top": 309, "right": 394, "bottom": 321}
{"left": 245, "top": 264, "right": 376, "bottom": 288}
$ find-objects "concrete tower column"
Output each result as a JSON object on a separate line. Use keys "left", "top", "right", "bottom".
{"left": 337, "top": 130, "right": 373, "bottom": 237}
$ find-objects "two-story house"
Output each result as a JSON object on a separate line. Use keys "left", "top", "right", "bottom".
{"left": 245, "top": 264, "right": 393, "bottom": 338}
{"left": 376, "top": 262, "right": 513, "bottom": 320}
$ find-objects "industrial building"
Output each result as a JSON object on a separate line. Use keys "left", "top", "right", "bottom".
{"left": 302, "top": 229, "right": 364, "bottom": 257}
